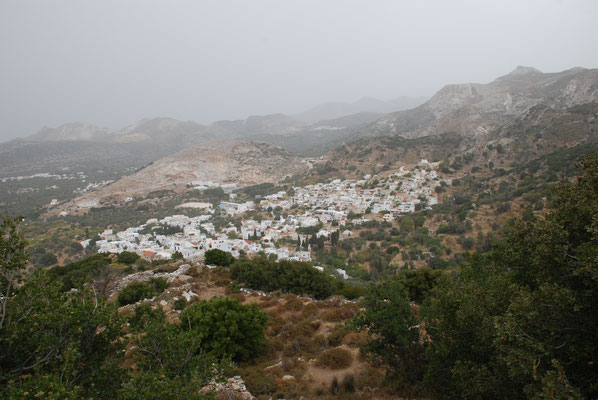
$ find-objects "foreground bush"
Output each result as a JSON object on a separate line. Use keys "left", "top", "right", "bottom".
{"left": 180, "top": 297, "right": 267, "bottom": 361}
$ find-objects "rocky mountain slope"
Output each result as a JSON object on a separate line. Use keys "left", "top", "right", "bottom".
{"left": 368, "top": 66, "right": 598, "bottom": 139}
{"left": 54, "top": 141, "right": 312, "bottom": 213}
{"left": 304, "top": 102, "right": 598, "bottom": 182}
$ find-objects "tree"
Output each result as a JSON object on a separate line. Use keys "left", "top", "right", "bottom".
{"left": 204, "top": 249, "right": 234, "bottom": 267}
{"left": 350, "top": 154, "right": 598, "bottom": 399}
{"left": 124, "top": 304, "right": 226, "bottom": 400}
{"left": 330, "top": 230, "right": 340, "bottom": 246}
{"left": 421, "top": 154, "right": 598, "bottom": 399}
{"left": 399, "top": 216, "right": 414, "bottom": 233}
{"left": 350, "top": 277, "right": 427, "bottom": 390}
{"left": 180, "top": 297, "right": 267, "bottom": 361}
{"left": 1, "top": 272, "right": 127, "bottom": 398}
{"left": 171, "top": 251, "right": 184, "bottom": 261}
{"left": 117, "top": 250, "right": 140, "bottom": 264}
{"left": 0, "top": 214, "right": 28, "bottom": 330}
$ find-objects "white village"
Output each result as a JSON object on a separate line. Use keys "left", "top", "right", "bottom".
{"left": 91, "top": 160, "right": 447, "bottom": 276}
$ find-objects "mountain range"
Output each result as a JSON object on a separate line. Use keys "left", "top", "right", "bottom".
{"left": 2, "top": 66, "right": 597, "bottom": 216}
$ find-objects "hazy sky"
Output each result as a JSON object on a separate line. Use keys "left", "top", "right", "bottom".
{"left": 1, "top": 0, "right": 598, "bottom": 141}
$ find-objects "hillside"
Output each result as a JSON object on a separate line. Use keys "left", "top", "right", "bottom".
{"left": 54, "top": 141, "right": 312, "bottom": 213}
{"left": 303, "top": 102, "right": 598, "bottom": 183}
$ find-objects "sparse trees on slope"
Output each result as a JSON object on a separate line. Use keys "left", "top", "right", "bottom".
{"left": 351, "top": 154, "right": 598, "bottom": 399}
{"left": 0, "top": 214, "right": 28, "bottom": 330}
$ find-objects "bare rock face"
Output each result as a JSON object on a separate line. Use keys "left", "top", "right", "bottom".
{"left": 369, "top": 66, "right": 598, "bottom": 139}
{"left": 55, "top": 140, "right": 311, "bottom": 212}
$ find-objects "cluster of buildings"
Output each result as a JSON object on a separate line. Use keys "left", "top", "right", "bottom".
{"left": 190, "top": 180, "right": 237, "bottom": 191}
{"left": 92, "top": 160, "right": 445, "bottom": 265}
{"left": 73, "top": 179, "right": 114, "bottom": 194}
{"left": 92, "top": 213, "right": 313, "bottom": 263}
{"left": 0, "top": 171, "right": 87, "bottom": 183}
{"left": 263, "top": 159, "right": 441, "bottom": 221}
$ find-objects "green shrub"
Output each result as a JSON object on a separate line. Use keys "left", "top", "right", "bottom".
{"left": 48, "top": 254, "right": 111, "bottom": 291}
{"left": 117, "top": 251, "right": 140, "bottom": 265}
{"left": 128, "top": 303, "right": 165, "bottom": 332}
{"left": 337, "top": 284, "right": 367, "bottom": 300}
{"left": 180, "top": 297, "right": 267, "bottom": 361}
{"left": 230, "top": 258, "right": 336, "bottom": 299}
{"left": 117, "top": 278, "right": 168, "bottom": 306}
{"left": 173, "top": 297, "right": 187, "bottom": 311}
{"left": 205, "top": 249, "right": 235, "bottom": 267}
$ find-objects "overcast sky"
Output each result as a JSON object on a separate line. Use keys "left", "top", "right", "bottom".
{"left": 1, "top": 0, "right": 598, "bottom": 141}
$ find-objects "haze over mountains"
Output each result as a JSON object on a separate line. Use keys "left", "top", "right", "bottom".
{"left": 0, "top": 95, "right": 425, "bottom": 175}
{"left": 15, "top": 65, "right": 588, "bottom": 215}
{"left": 2, "top": 66, "right": 597, "bottom": 204}
{"left": 292, "top": 96, "right": 428, "bottom": 123}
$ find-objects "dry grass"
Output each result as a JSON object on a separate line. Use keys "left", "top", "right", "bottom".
{"left": 316, "top": 347, "right": 353, "bottom": 369}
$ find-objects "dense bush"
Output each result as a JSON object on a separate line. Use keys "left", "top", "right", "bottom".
{"left": 180, "top": 297, "right": 267, "bottom": 361}
{"left": 204, "top": 248, "right": 235, "bottom": 266}
{"left": 1, "top": 270, "right": 127, "bottom": 399}
{"left": 230, "top": 258, "right": 336, "bottom": 299}
{"left": 128, "top": 302, "right": 165, "bottom": 332}
{"left": 117, "top": 251, "right": 140, "bottom": 264}
{"left": 390, "top": 267, "right": 443, "bottom": 303}
{"left": 173, "top": 297, "right": 187, "bottom": 311}
{"left": 117, "top": 278, "right": 168, "bottom": 306}
{"left": 47, "top": 253, "right": 112, "bottom": 291}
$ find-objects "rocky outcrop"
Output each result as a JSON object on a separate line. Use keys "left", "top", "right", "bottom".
{"left": 200, "top": 376, "right": 255, "bottom": 400}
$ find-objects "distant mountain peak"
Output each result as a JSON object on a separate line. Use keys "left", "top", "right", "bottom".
{"left": 510, "top": 65, "right": 543, "bottom": 75}
{"left": 491, "top": 66, "right": 545, "bottom": 83}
